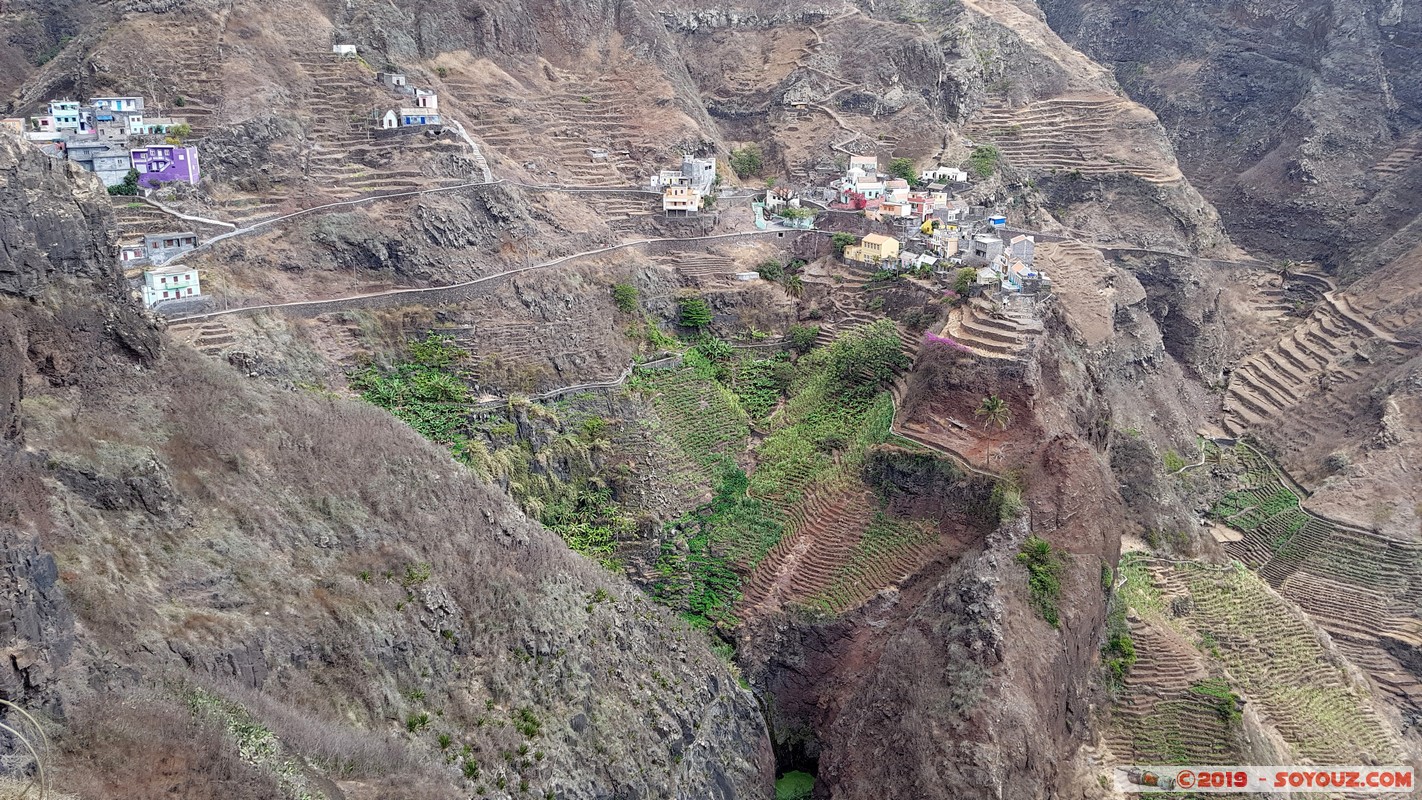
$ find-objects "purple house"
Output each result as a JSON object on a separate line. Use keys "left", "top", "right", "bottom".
{"left": 130, "top": 144, "right": 200, "bottom": 189}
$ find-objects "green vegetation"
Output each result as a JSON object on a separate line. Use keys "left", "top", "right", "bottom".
{"left": 729, "top": 144, "right": 764, "bottom": 178}
{"left": 644, "top": 329, "right": 900, "bottom": 628}
{"left": 107, "top": 168, "right": 140, "bottom": 196}
{"left": 824, "top": 320, "right": 909, "bottom": 399}
{"left": 1017, "top": 535, "right": 1064, "bottom": 628}
{"left": 968, "top": 144, "right": 1000, "bottom": 179}
{"left": 1209, "top": 485, "right": 1300, "bottom": 531}
{"left": 974, "top": 395, "right": 1012, "bottom": 430}
{"left": 887, "top": 157, "right": 916, "bottom": 183}
{"left": 678, "top": 296, "right": 713, "bottom": 329}
{"left": 611, "top": 282, "right": 639, "bottom": 314}
{"left": 1190, "top": 679, "right": 1242, "bottom": 726}
{"left": 406, "top": 713, "right": 430, "bottom": 732}
{"left": 1163, "top": 449, "right": 1186, "bottom": 472}
{"left": 775, "top": 771, "right": 815, "bottom": 800}
{"left": 1102, "top": 569, "right": 1136, "bottom": 685}
{"left": 952, "top": 267, "right": 978, "bottom": 297}
{"left": 831, "top": 232, "right": 857, "bottom": 256}
{"left": 512, "top": 707, "right": 542, "bottom": 738}
{"left": 353, "top": 334, "right": 627, "bottom": 567}
{"left": 787, "top": 324, "right": 820, "bottom": 353}
{"left": 164, "top": 123, "right": 193, "bottom": 144}
{"left": 756, "top": 258, "right": 784, "bottom": 281}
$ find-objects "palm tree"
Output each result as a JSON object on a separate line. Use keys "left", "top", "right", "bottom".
{"left": 975, "top": 394, "right": 1012, "bottom": 430}
{"left": 786, "top": 274, "right": 804, "bottom": 298}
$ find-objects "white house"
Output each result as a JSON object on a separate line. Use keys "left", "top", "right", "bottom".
{"left": 332, "top": 44, "right": 358, "bottom": 57}
{"left": 920, "top": 165, "right": 969, "bottom": 183}
{"left": 413, "top": 89, "right": 438, "bottom": 111}
{"left": 848, "top": 154, "right": 878, "bottom": 174}
{"left": 140, "top": 265, "right": 201, "bottom": 307}
{"left": 379, "top": 109, "right": 399, "bottom": 129}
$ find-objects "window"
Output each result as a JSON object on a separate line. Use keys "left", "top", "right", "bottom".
{"left": 187, "top": 288, "right": 193, "bottom": 295}
{"left": 161, "top": 276, "right": 167, "bottom": 284}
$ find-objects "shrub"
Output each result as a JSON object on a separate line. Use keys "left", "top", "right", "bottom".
{"left": 787, "top": 324, "right": 820, "bottom": 353}
{"left": 107, "top": 168, "right": 140, "bottom": 196}
{"left": 887, "top": 157, "right": 916, "bottom": 182}
{"left": 776, "top": 771, "right": 815, "bottom": 800}
{"left": 611, "top": 282, "right": 639, "bottom": 313}
{"left": 953, "top": 267, "right": 978, "bottom": 297}
{"left": 405, "top": 713, "right": 430, "bottom": 732}
{"left": 678, "top": 296, "right": 713, "bottom": 329}
{"left": 1016, "top": 535, "right": 1063, "bottom": 627}
{"left": 1163, "top": 449, "right": 1186, "bottom": 472}
{"left": 756, "top": 259, "right": 784, "bottom": 281}
{"left": 825, "top": 319, "right": 908, "bottom": 398}
{"left": 729, "top": 144, "right": 764, "bottom": 178}
{"left": 512, "top": 707, "right": 541, "bottom": 738}
{"left": 831, "top": 232, "right": 857, "bottom": 256}
{"left": 172, "top": 95, "right": 186, "bottom": 107}
{"left": 969, "top": 145, "right": 1000, "bottom": 179}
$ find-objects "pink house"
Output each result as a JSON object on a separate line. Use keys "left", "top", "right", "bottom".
{"left": 130, "top": 144, "right": 200, "bottom": 189}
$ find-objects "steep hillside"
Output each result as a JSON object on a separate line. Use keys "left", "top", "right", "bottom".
{"left": 1039, "top": 0, "right": 1422, "bottom": 275}
{"left": 0, "top": 131, "right": 772, "bottom": 799}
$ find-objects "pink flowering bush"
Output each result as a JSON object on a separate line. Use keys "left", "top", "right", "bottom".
{"left": 922, "top": 332, "right": 974, "bottom": 353}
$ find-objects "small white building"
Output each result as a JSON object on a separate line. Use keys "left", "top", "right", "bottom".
{"left": 413, "top": 88, "right": 438, "bottom": 111}
{"left": 378, "top": 109, "right": 399, "bottom": 129}
{"left": 332, "top": 44, "right": 358, "bottom": 57}
{"left": 140, "top": 264, "right": 201, "bottom": 307}
{"left": 920, "top": 165, "right": 968, "bottom": 183}
{"left": 377, "top": 72, "right": 407, "bottom": 88}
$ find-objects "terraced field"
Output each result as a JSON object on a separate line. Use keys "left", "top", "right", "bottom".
{"left": 968, "top": 94, "right": 1183, "bottom": 184}
{"left": 637, "top": 366, "right": 751, "bottom": 476}
{"left": 1222, "top": 286, "right": 1417, "bottom": 438}
{"left": 940, "top": 297, "right": 1042, "bottom": 360}
{"left": 1209, "top": 446, "right": 1422, "bottom": 711}
{"left": 438, "top": 62, "right": 695, "bottom": 187}
{"left": 1108, "top": 556, "right": 1406, "bottom": 777}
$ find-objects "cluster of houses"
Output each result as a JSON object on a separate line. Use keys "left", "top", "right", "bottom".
{"left": 371, "top": 69, "right": 443, "bottom": 130}
{"left": 844, "top": 224, "right": 1050, "bottom": 294}
{"left": 648, "top": 155, "right": 718, "bottom": 215}
{"left": 6, "top": 96, "right": 199, "bottom": 189}
{"left": 828, "top": 156, "right": 971, "bottom": 225}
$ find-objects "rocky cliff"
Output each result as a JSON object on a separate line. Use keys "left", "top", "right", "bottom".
{"left": 1038, "top": 0, "right": 1422, "bottom": 275}
{"left": 0, "top": 130, "right": 773, "bottom": 799}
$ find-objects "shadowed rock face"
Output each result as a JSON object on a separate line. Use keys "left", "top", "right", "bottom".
{"left": 1039, "top": 0, "right": 1422, "bottom": 274}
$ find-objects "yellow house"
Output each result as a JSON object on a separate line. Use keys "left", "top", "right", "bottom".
{"left": 662, "top": 185, "right": 701, "bottom": 215}
{"left": 844, "top": 233, "right": 900, "bottom": 265}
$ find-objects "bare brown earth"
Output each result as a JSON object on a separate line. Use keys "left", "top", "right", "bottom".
{"left": 5, "top": 0, "right": 1422, "bottom": 796}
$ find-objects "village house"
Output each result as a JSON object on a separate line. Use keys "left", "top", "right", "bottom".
{"left": 143, "top": 231, "right": 199, "bottom": 264}
{"left": 377, "top": 72, "right": 407, "bottom": 88}
{"left": 968, "top": 232, "right": 1004, "bottom": 264}
{"left": 89, "top": 96, "right": 146, "bottom": 138}
{"left": 131, "top": 144, "right": 200, "bottom": 188}
{"left": 650, "top": 155, "right": 717, "bottom": 213}
{"left": 662, "top": 184, "right": 701, "bottom": 215}
{"left": 848, "top": 154, "right": 878, "bottom": 174}
{"left": 140, "top": 264, "right": 201, "bottom": 307}
{"left": 332, "top": 44, "right": 358, "bottom": 57}
{"left": 844, "top": 233, "right": 900, "bottom": 265}
{"left": 1008, "top": 233, "right": 1035, "bottom": 264}
{"left": 377, "top": 109, "right": 399, "bottom": 129}
{"left": 45, "top": 100, "right": 86, "bottom": 133}
{"left": 66, "top": 141, "right": 133, "bottom": 186}
{"left": 119, "top": 241, "right": 149, "bottom": 265}
{"left": 920, "top": 165, "right": 969, "bottom": 183}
